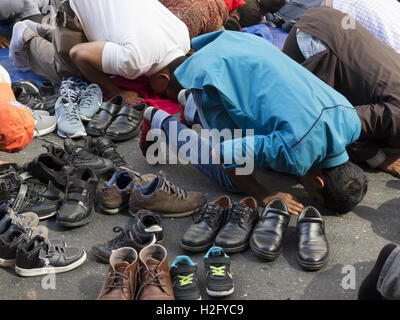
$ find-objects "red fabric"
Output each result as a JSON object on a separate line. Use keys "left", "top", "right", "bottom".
{"left": 111, "top": 76, "right": 180, "bottom": 115}
{"left": 223, "top": 0, "right": 246, "bottom": 12}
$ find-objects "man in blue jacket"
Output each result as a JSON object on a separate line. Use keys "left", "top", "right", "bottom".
{"left": 141, "top": 30, "right": 368, "bottom": 215}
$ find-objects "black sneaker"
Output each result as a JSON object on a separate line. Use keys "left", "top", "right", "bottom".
{"left": 91, "top": 136, "right": 128, "bottom": 168}
{"left": 15, "top": 235, "right": 86, "bottom": 277}
{"left": 214, "top": 197, "right": 259, "bottom": 253}
{"left": 39, "top": 81, "right": 59, "bottom": 114}
{"left": 56, "top": 168, "right": 98, "bottom": 228}
{"left": 0, "top": 163, "right": 61, "bottom": 220}
{"left": 0, "top": 219, "right": 48, "bottom": 267}
{"left": 181, "top": 196, "right": 231, "bottom": 252}
{"left": 63, "top": 138, "right": 114, "bottom": 175}
{"left": 12, "top": 83, "right": 44, "bottom": 111}
{"left": 170, "top": 256, "right": 201, "bottom": 300}
{"left": 133, "top": 210, "right": 163, "bottom": 242}
{"left": 91, "top": 222, "right": 156, "bottom": 263}
{"left": 203, "top": 246, "right": 234, "bottom": 297}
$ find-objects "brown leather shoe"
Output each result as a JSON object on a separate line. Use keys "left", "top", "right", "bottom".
{"left": 97, "top": 247, "right": 138, "bottom": 300}
{"left": 100, "top": 169, "right": 155, "bottom": 214}
{"left": 136, "top": 244, "right": 175, "bottom": 300}
{"left": 129, "top": 175, "right": 206, "bottom": 218}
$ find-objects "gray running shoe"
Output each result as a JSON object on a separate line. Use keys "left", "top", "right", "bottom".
{"left": 28, "top": 108, "right": 57, "bottom": 137}
{"left": 55, "top": 96, "right": 87, "bottom": 139}
{"left": 78, "top": 84, "right": 103, "bottom": 121}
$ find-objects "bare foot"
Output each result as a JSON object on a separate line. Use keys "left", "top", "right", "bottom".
{"left": 379, "top": 154, "right": 400, "bottom": 178}
{"left": 119, "top": 90, "right": 144, "bottom": 105}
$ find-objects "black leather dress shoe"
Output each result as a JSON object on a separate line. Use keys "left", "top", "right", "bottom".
{"left": 297, "top": 206, "right": 329, "bottom": 271}
{"left": 87, "top": 96, "right": 124, "bottom": 136}
{"left": 56, "top": 168, "right": 98, "bottom": 228}
{"left": 106, "top": 103, "right": 146, "bottom": 142}
{"left": 181, "top": 196, "right": 231, "bottom": 252}
{"left": 214, "top": 197, "right": 258, "bottom": 253}
{"left": 250, "top": 199, "right": 290, "bottom": 261}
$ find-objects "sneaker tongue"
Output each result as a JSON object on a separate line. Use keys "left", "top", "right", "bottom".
{"left": 146, "top": 258, "right": 161, "bottom": 268}
{"left": 114, "top": 261, "right": 129, "bottom": 273}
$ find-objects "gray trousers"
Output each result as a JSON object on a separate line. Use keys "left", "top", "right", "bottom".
{"left": 22, "top": 0, "right": 86, "bottom": 83}
{"left": 0, "top": 0, "right": 48, "bottom": 22}
{"left": 377, "top": 246, "right": 400, "bottom": 300}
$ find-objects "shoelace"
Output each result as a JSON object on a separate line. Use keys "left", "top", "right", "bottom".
{"left": 60, "top": 80, "right": 83, "bottom": 103}
{"left": 105, "top": 271, "right": 130, "bottom": 290}
{"left": 62, "top": 102, "right": 81, "bottom": 123}
{"left": 210, "top": 265, "right": 226, "bottom": 277}
{"left": 192, "top": 204, "right": 221, "bottom": 227}
{"left": 79, "top": 87, "right": 99, "bottom": 109}
{"left": 177, "top": 273, "right": 194, "bottom": 286}
{"left": 135, "top": 265, "right": 168, "bottom": 299}
{"left": 108, "top": 226, "right": 132, "bottom": 247}
{"left": 229, "top": 204, "right": 249, "bottom": 225}
{"left": 159, "top": 176, "right": 187, "bottom": 200}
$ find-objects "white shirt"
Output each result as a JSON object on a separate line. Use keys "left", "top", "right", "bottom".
{"left": 332, "top": 0, "right": 400, "bottom": 53}
{"left": 69, "top": 0, "right": 190, "bottom": 79}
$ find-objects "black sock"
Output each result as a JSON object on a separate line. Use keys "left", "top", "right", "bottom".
{"left": 358, "top": 244, "right": 397, "bottom": 300}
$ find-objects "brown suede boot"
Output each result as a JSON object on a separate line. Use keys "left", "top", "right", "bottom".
{"left": 97, "top": 247, "right": 138, "bottom": 300}
{"left": 136, "top": 244, "right": 175, "bottom": 300}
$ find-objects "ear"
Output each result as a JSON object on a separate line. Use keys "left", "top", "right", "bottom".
{"left": 149, "top": 71, "right": 171, "bottom": 94}
{"left": 313, "top": 176, "right": 325, "bottom": 189}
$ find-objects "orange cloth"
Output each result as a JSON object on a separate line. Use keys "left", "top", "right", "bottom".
{"left": 0, "top": 83, "right": 34, "bottom": 153}
{"left": 223, "top": 0, "right": 246, "bottom": 11}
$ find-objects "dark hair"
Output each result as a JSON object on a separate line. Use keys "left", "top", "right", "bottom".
{"left": 167, "top": 56, "right": 188, "bottom": 94}
{"left": 224, "top": 17, "right": 242, "bottom": 31}
{"left": 237, "top": 0, "right": 263, "bottom": 28}
{"left": 259, "top": 0, "right": 287, "bottom": 14}
{"left": 322, "top": 161, "right": 368, "bottom": 214}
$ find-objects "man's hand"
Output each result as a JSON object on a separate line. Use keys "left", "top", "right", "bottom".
{"left": 262, "top": 192, "right": 304, "bottom": 215}
{"left": 0, "top": 35, "right": 10, "bottom": 48}
{"left": 120, "top": 90, "right": 144, "bottom": 105}
{"left": 379, "top": 154, "right": 400, "bottom": 178}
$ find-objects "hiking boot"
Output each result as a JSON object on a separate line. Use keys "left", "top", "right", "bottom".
{"left": 106, "top": 103, "right": 146, "bottom": 142}
{"left": 15, "top": 235, "right": 86, "bottom": 277}
{"left": 91, "top": 222, "right": 156, "bottom": 263}
{"left": 136, "top": 244, "right": 175, "bottom": 300}
{"left": 203, "top": 246, "right": 234, "bottom": 297}
{"left": 55, "top": 96, "right": 87, "bottom": 139}
{"left": 215, "top": 197, "right": 259, "bottom": 253}
{"left": 97, "top": 247, "right": 138, "bottom": 300}
{"left": 63, "top": 138, "right": 114, "bottom": 175}
{"left": 170, "top": 256, "right": 201, "bottom": 300}
{"left": 78, "top": 84, "right": 103, "bottom": 121}
{"left": 0, "top": 219, "right": 48, "bottom": 267}
{"left": 100, "top": 170, "right": 155, "bottom": 214}
{"left": 181, "top": 196, "right": 231, "bottom": 252}
{"left": 56, "top": 168, "right": 98, "bottom": 228}
{"left": 129, "top": 175, "right": 206, "bottom": 218}
{"left": 91, "top": 137, "right": 127, "bottom": 168}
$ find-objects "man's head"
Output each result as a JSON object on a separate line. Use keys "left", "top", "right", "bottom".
{"left": 299, "top": 161, "right": 368, "bottom": 214}
{"left": 237, "top": 0, "right": 263, "bottom": 27}
{"left": 259, "top": 0, "right": 287, "bottom": 15}
{"left": 148, "top": 56, "right": 188, "bottom": 101}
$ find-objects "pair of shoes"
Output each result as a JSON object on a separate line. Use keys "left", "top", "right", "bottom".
{"left": 0, "top": 163, "right": 62, "bottom": 220}
{"left": 84, "top": 136, "right": 128, "bottom": 169}
{"left": 87, "top": 96, "right": 145, "bottom": 142}
{"left": 56, "top": 78, "right": 102, "bottom": 138}
{"left": 99, "top": 169, "right": 155, "bottom": 214}
{"left": 97, "top": 244, "right": 174, "bottom": 300}
{"left": 181, "top": 196, "right": 258, "bottom": 253}
{"left": 249, "top": 199, "right": 329, "bottom": 271}
{"left": 0, "top": 215, "right": 47, "bottom": 267}
{"left": 170, "top": 246, "right": 234, "bottom": 300}
{"left": 12, "top": 80, "right": 59, "bottom": 114}
{"left": 91, "top": 210, "right": 163, "bottom": 263}
{"left": 129, "top": 173, "right": 207, "bottom": 218}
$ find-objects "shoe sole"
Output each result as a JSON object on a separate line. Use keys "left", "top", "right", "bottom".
{"left": 91, "top": 249, "right": 110, "bottom": 264}
{"left": 215, "top": 242, "right": 249, "bottom": 254}
{"left": 106, "top": 123, "right": 143, "bottom": 142}
{"left": 129, "top": 207, "right": 195, "bottom": 218}
{"left": 57, "top": 129, "right": 87, "bottom": 139}
{"left": 15, "top": 251, "right": 87, "bottom": 277}
{"left": 249, "top": 239, "right": 281, "bottom": 261}
{"left": 56, "top": 208, "right": 94, "bottom": 228}
{"left": 34, "top": 122, "right": 57, "bottom": 137}
{"left": 100, "top": 203, "right": 128, "bottom": 215}
{"left": 0, "top": 258, "right": 16, "bottom": 267}
{"left": 180, "top": 241, "right": 214, "bottom": 253}
{"left": 206, "top": 286, "right": 234, "bottom": 297}
{"left": 297, "top": 254, "right": 328, "bottom": 271}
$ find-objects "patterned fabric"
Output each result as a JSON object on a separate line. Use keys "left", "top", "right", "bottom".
{"left": 160, "top": 0, "right": 229, "bottom": 38}
{"left": 296, "top": 29, "right": 328, "bottom": 59}
{"left": 332, "top": 0, "right": 400, "bottom": 53}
